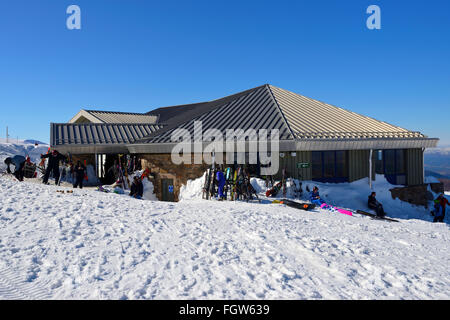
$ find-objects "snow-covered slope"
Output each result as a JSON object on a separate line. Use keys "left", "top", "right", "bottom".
{"left": 0, "top": 139, "right": 49, "bottom": 171}
{"left": 0, "top": 176, "right": 449, "bottom": 299}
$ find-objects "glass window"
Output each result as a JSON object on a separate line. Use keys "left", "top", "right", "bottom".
{"left": 396, "top": 150, "right": 405, "bottom": 174}
{"left": 312, "top": 152, "right": 322, "bottom": 178}
{"left": 336, "top": 151, "right": 347, "bottom": 177}
{"left": 323, "top": 151, "right": 335, "bottom": 178}
{"left": 384, "top": 150, "right": 396, "bottom": 175}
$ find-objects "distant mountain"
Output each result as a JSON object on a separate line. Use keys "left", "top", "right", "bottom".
{"left": 23, "top": 139, "right": 47, "bottom": 145}
{"left": 424, "top": 147, "right": 450, "bottom": 179}
{"left": 0, "top": 140, "right": 49, "bottom": 171}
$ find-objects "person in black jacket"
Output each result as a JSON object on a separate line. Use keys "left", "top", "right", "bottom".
{"left": 4, "top": 155, "right": 26, "bottom": 181}
{"left": 73, "top": 161, "right": 86, "bottom": 189}
{"left": 129, "top": 176, "right": 143, "bottom": 199}
{"left": 41, "top": 150, "right": 67, "bottom": 185}
{"left": 368, "top": 192, "right": 385, "bottom": 217}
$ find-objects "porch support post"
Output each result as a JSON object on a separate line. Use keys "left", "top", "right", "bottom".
{"left": 369, "top": 149, "right": 373, "bottom": 189}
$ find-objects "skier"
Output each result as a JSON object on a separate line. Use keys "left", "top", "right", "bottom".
{"left": 4, "top": 155, "right": 26, "bottom": 181}
{"left": 107, "top": 160, "right": 120, "bottom": 184}
{"left": 73, "top": 161, "right": 86, "bottom": 189}
{"left": 216, "top": 169, "right": 226, "bottom": 200}
{"left": 368, "top": 192, "right": 385, "bottom": 218}
{"left": 129, "top": 176, "right": 144, "bottom": 199}
{"left": 41, "top": 150, "right": 67, "bottom": 185}
{"left": 310, "top": 186, "right": 325, "bottom": 206}
{"left": 433, "top": 194, "right": 449, "bottom": 223}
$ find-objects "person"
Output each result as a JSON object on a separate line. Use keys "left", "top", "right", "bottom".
{"left": 129, "top": 176, "right": 143, "bottom": 199}
{"left": 433, "top": 194, "right": 449, "bottom": 223}
{"left": 73, "top": 161, "right": 86, "bottom": 189}
{"left": 368, "top": 192, "right": 385, "bottom": 218}
{"left": 41, "top": 150, "right": 67, "bottom": 185}
{"left": 310, "top": 186, "right": 325, "bottom": 206}
{"left": 107, "top": 160, "right": 120, "bottom": 184}
{"left": 216, "top": 169, "right": 226, "bottom": 200}
{"left": 4, "top": 155, "right": 26, "bottom": 181}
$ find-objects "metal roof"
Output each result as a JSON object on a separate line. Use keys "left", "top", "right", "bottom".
{"left": 136, "top": 84, "right": 431, "bottom": 145}
{"left": 139, "top": 85, "right": 294, "bottom": 144}
{"left": 268, "top": 85, "right": 423, "bottom": 139}
{"left": 51, "top": 123, "right": 164, "bottom": 146}
{"left": 69, "top": 110, "right": 158, "bottom": 124}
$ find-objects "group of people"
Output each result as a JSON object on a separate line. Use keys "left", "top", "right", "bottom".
{"left": 4, "top": 149, "right": 88, "bottom": 189}
{"left": 310, "top": 186, "right": 449, "bottom": 223}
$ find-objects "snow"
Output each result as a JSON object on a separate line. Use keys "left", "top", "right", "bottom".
{"left": 0, "top": 139, "right": 49, "bottom": 171}
{"left": 1, "top": 175, "right": 449, "bottom": 300}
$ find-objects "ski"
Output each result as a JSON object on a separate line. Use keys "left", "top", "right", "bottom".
{"left": 355, "top": 210, "right": 399, "bottom": 222}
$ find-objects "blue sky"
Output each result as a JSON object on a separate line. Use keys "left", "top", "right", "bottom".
{"left": 0, "top": 0, "right": 449, "bottom": 145}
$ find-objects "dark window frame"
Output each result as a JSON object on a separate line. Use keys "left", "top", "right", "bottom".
{"left": 312, "top": 151, "right": 349, "bottom": 183}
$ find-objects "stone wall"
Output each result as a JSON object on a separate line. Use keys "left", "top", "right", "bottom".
{"left": 389, "top": 183, "right": 444, "bottom": 207}
{"left": 140, "top": 153, "right": 208, "bottom": 202}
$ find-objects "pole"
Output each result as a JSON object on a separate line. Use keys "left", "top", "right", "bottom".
{"left": 6, "top": 126, "right": 8, "bottom": 143}
{"left": 369, "top": 149, "right": 373, "bottom": 189}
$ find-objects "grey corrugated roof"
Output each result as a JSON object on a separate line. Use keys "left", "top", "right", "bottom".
{"left": 268, "top": 85, "right": 425, "bottom": 139}
{"left": 139, "top": 85, "right": 294, "bottom": 143}
{"left": 137, "top": 84, "right": 428, "bottom": 144}
{"left": 51, "top": 123, "right": 164, "bottom": 146}
{"left": 70, "top": 110, "right": 158, "bottom": 124}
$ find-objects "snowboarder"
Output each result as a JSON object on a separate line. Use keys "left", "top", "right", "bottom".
{"left": 129, "top": 176, "right": 144, "bottom": 199}
{"left": 73, "top": 161, "right": 86, "bottom": 189}
{"left": 216, "top": 169, "right": 226, "bottom": 200}
{"left": 41, "top": 150, "right": 67, "bottom": 185}
{"left": 433, "top": 194, "right": 449, "bottom": 223}
{"left": 4, "top": 155, "right": 26, "bottom": 181}
{"left": 310, "top": 186, "right": 325, "bottom": 206}
{"left": 368, "top": 192, "right": 385, "bottom": 218}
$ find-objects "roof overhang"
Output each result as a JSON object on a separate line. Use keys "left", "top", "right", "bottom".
{"left": 126, "top": 137, "right": 439, "bottom": 154}
{"left": 50, "top": 144, "right": 130, "bottom": 155}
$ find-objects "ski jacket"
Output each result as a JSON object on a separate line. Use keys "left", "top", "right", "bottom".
{"left": 73, "top": 164, "right": 86, "bottom": 177}
{"left": 438, "top": 196, "right": 449, "bottom": 210}
{"left": 41, "top": 152, "right": 66, "bottom": 168}
{"left": 368, "top": 195, "right": 380, "bottom": 209}
{"left": 130, "top": 181, "right": 143, "bottom": 198}
{"left": 4, "top": 155, "right": 26, "bottom": 172}
{"left": 216, "top": 171, "right": 226, "bottom": 185}
{"left": 310, "top": 190, "right": 320, "bottom": 201}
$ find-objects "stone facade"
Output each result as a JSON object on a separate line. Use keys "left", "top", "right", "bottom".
{"left": 140, "top": 153, "right": 208, "bottom": 202}
{"left": 389, "top": 183, "right": 444, "bottom": 207}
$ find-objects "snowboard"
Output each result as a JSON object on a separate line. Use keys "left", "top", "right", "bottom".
{"left": 273, "top": 199, "right": 316, "bottom": 211}
{"left": 319, "top": 203, "right": 353, "bottom": 216}
{"left": 355, "top": 210, "right": 399, "bottom": 222}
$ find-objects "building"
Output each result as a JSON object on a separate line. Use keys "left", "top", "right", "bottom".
{"left": 50, "top": 84, "right": 439, "bottom": 201}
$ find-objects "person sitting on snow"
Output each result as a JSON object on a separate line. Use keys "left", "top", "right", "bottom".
{"left": 310, "top": 186, "right": 325, "bottom": 206}
{"left": 368, "top": 192, "right": 385, "bottom": 218}
{"left": 129, "top": 176, "right": 143, "bottom": 199}
{"left": 4, "top": 155, "right": 26, "bottom": 181}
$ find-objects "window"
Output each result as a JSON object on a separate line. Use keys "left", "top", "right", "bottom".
{"left": 383, "top": 149, "right": 406, "bottom": 185}
{"left": 336, "top": 151, "right": 348, "bottom": 177}
{"left": 312, "top": 152, "right": 322, "bottom": 178}
{"left": 312, "top": 151, "right": 348, "bottom": 182}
